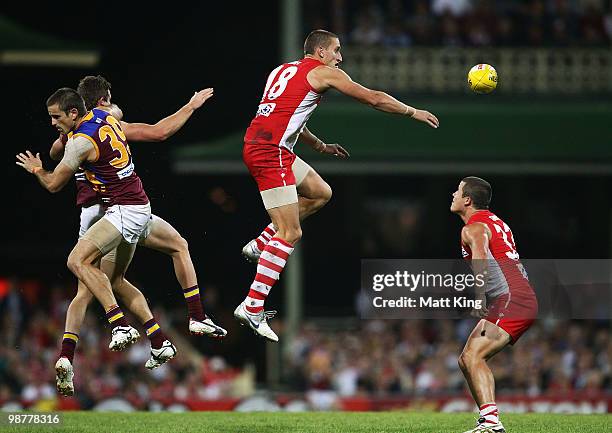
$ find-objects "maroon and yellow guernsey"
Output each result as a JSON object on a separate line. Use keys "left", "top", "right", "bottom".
{"left": 68, "top": 108, "right": 148, "bottom": 206}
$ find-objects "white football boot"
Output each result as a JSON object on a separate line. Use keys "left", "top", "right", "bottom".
{"left": 234, "top": 302, "right": 278, "bottom": 342}
{"left": 462, "top": 417, "right": 506, "bottom": 433}
{"left": 189, "top": 316, "right": 228, "bottom": 338}
{"left": 241, "top": 239, "right": 262, "bottom": 263}
{"left": 55, "top": 357, "right": 74, "bottom": 397}
{"left": 145, "top": 340, "right": 177, "bottom": 369}
{"left": 109, "top": 325, "right": 140, "bottom": 351}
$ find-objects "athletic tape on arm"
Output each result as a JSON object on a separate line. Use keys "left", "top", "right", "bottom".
{"left": 60, "top": 136, "right": 94, "bottom": 170}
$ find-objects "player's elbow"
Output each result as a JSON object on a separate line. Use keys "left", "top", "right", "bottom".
{"left": 48, "top": 184, "right": 62, "bottom": 193}
{"left": 159, "top": 128, "right": 173, "bottom": 141}
{"left": 150, "top": 126, "right": 172, "bottom": 142}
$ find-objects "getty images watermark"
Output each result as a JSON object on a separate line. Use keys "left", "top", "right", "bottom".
{"left": 371, "top": 270, "right": 486, "bottom": 310}
{"left": 360, "top": 259, "right": 612, "bottom": 320}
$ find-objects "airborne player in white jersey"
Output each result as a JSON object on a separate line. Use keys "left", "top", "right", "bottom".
{"left": 235, "top": 30, "right": 440, "bottom": 341}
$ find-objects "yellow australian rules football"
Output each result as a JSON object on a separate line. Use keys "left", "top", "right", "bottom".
{"left": 467, "top": 64, "right": 498, "bottom": 94}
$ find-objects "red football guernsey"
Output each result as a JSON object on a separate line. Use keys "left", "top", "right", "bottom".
{"left": 244, "top": 57, "right": 323, "bottom": 152}
{"left": 462, "top": 210, "right": 532, "bottom": 298}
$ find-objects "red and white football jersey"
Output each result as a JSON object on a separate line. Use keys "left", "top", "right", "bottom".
{"left": 462, "top": 210, "right": 532, "bottom": 297}
{"left": 244, "top": 57, "right": 323, "bottom": 152}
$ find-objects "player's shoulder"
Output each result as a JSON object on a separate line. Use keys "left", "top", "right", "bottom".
{"left": 87, "top": 109, "right": 116, "bottom": 131}
{"left": 74, "top": 111, "right": 99, "bottom": 136}
{"left": 307, "top": 64, "right": 348, "bottom": 92}
{"left": 462, "top": 220, "right": 491, "bottom": 241}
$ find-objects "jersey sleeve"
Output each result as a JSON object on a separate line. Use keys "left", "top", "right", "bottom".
{"left": 59, "top": 136, "right": 94, "bottom": 171}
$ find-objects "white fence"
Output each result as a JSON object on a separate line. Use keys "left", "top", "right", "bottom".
{"left": 342, "top": 47, "right": 612, "bottom": 94}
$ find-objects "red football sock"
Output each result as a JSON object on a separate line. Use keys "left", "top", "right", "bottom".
{"left": 245, "top": 237, "right": 293, "bottom": 314}
{"left": 254, "top": 223, "right": 277, "bottom": 252}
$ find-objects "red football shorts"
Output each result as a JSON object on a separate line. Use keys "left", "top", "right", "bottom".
{"left": 243, "top": 143, "right": 296, "bottom": 192}
{"left": 485, "top": 288, "right": 538, "bottom": 344}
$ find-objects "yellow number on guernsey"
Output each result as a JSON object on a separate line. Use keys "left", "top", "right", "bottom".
{"left": 99, "top": 116, "right": 131, "bottom": 169}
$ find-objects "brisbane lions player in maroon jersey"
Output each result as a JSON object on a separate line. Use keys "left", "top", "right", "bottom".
{"left": 451, "top": 177, "right": 538, "bottom": 433}
{"left": 17, "top": 88, "right": 177, "bottom": 395}
{"left": 235, "top": 29, "right": 439, "bottom": 341}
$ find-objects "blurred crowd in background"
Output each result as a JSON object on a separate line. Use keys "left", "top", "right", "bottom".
{"left": 1, "top": 278, "right": 609, "bottom": 409}
{"left": 0, "top": 278, "right": 249, "bottom": 410}
{"left": 284, "top": 319, "right": 610, "bottom": 407}
{"left": 304, "top": 0, "right": 612, "bottom": 47}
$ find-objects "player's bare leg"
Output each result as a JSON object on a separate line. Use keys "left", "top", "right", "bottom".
{"left": 67, "top": 240, "right": 120, "bottom": 310}
{"left": 297, "top": 169, "right": 332, "bottom": 219}
{"left": 139, "top": 216, "right": 227, "bottom": 337}
{"left": 458, "top": 319, "right": 511, "bottom": 433}
{"left": 243, "top": 169, "right": 331, "bottom": 262}
{"left": 235, "top": 202, "right": 299, "bottom": 342}
{"left": 67, "top": 219, "right": 139, "bottom": 351}
{"left": 57, "top": 261, "right": 175, "bottom": 396}
{"left": 56, "top": 279, "right": 95, "bottom": 396}
{"left": 102, "top": 245, "right": 177, "bottom": 368}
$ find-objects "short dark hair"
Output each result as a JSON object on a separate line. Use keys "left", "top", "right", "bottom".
{"left": 77, "top": 75, "right": 111, "bottom": 110}
{"left": 46, "top": 88, "right": 86, "bottom": 116}
{"left": 304, "top": 29, "right": 339, "bottom": 55}
{"left": 462, "top": 176, "right": 492, "bottom": 209}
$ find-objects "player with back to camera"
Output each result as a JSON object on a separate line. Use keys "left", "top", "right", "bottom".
{"left": 235, "top": 29, "right": 440, "bottom": 342}
{"left": 45, "top": 76, "right": 227, "bottom": 395}
{"left": 16, "top": 88, "right": 171, "bottom": 395}
{"left": 451, "top": 176, "right": 538, "bottom": 433}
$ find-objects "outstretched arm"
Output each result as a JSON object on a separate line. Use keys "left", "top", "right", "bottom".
{"left": 299, "top": 127, "right": 350, "bottom": 158}
{"left": 461, "top": 223, "right": 491, "bottom": 317}
{"left": 309, "top": 67, "right": 439, "bottom": 128}
{"left": 120, "top": 88, "right": 214, "bottom": 142}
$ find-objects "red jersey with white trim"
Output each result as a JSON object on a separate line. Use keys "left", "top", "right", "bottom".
{"left": 68, "top": 109, "right": 148, "bottom": 207}
{"left": 244, "top": 57, "right": 323, "bottom": 152}
{"left": 462, "top": 210, "right": 532, "bottom": 297}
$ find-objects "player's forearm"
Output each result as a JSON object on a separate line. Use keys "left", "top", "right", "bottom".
{"left": 33, "top": 169, "right": 65, "bottom": 193}
{"left": 368, "top": 91, "right": 416, "bottom": 117}
{"left": 299, "top": 127, "right": 326, "bottom": 152}
{"left": 153, "top": 104, "right": 195, "bottom": 141}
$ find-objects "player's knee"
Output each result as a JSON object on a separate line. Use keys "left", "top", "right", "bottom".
{"left": 458, "top": 350, "right": 474, "bottom": 371}
{"left": 66, "top": 252, "right": 84, "bottom": 276}
{"left": 320, "top": 182, "right": 332, "bottom": 204}
{"left": 458, "top": 353, "right": 467, "bottom": 372}
{"left": 174, "top": 234, "right": 189, "bottom": 254}
{"left": 311, "top": 182, "right": 332, "bottom": 209}
{"left": 163, "top": 231, "right": 188, "bottom": 256}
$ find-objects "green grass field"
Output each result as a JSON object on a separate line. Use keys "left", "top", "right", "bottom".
{"left": 2, "top": 412, "right": 609, "bottom": 433}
